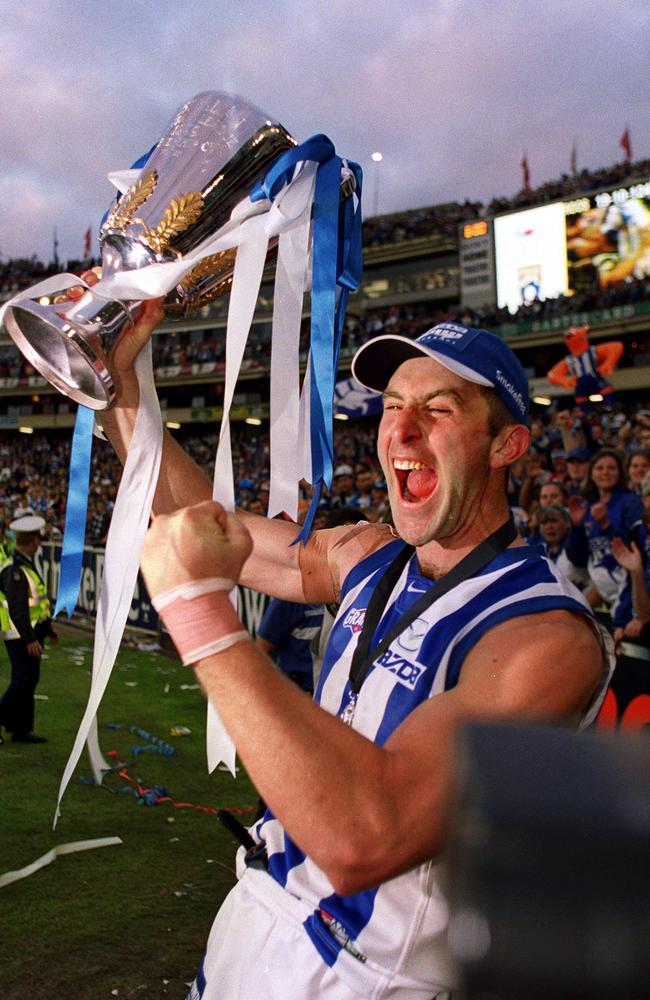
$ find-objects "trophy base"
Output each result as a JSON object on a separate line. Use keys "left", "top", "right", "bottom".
{"left": 4, "top": 296, "right": 134, "bottom": 411}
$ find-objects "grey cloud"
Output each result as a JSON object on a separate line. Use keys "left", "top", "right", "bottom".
{"left": 0, "top": 0, "right": 647, "bottom": 260}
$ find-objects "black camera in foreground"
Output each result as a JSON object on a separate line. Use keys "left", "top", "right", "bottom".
{"left": 447, "top": 722, "right": 649, "bottom": 1000}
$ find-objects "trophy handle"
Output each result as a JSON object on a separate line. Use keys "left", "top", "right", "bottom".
{"left": 3, "top": 293, "right": 139, "bottom": 410}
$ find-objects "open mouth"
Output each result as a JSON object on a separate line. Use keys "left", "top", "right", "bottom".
{"left": 393, "top": 459, "right": 438, "bottom": 503}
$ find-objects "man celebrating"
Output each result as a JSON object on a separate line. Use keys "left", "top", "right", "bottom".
{"left": 103, "top": 305, "right": 612, "bottom": 999}
{"left": 0, "top": 513, "right": 56, "bottom": 744}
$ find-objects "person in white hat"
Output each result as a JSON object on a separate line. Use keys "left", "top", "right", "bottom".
{"left": 0, "top": 513, "right": 56, "bottom": 744}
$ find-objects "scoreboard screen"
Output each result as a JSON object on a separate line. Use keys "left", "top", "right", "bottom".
{"left": 494, "top": 203, "right": 568, "bottom": 312}
{"left": 565, "top": 179, "right": 650, "bottom": 293}
{"left": 493, "top": 177, "right": 650, "bottom": 313}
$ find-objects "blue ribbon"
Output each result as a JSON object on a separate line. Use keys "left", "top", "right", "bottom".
{"left": 252, "top": 134, "right": 363, "bottom": 542}
{"left": 54, "top": 405, "right": 95, "bottom": 617}
{"left": 57, "top": 147, "right": 159, "bottom": 618}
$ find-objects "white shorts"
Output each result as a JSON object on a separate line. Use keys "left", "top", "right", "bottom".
{"left": 186, "top": 866, "right": 452, "bottom": 1000}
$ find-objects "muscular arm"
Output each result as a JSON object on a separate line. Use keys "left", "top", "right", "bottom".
{"left": 193, "top": 609, "right": 602, "bottom": 895}
{"left": 98, "top": 302, "right": 338, "bottom": 601}
{"left": 141, "top": 504, "right": 604, "bottom": 896}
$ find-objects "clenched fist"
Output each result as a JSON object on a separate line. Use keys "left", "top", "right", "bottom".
{"left": 141, "top": 501, "right": 253, "bottom": 598}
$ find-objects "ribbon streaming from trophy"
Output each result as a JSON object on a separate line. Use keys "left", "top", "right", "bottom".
{"left": 0, "top": 93, "right": 363, "bottom": 822}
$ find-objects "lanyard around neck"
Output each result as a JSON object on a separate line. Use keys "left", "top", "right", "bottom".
{"left": 348, "top": 517, "right": 517, "bottom": 696}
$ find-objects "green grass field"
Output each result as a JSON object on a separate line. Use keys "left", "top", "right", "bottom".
{"left": 0, "top": 630, "right": 258, "bottom": 999}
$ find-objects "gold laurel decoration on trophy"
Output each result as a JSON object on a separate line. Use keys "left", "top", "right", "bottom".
{"left": 105, "top": 170, "right": 158, "bottom": 230}
{"left": 177, "top": 250, "right": 237, "bottom": 310}
{"left": 142, "top": 192, "right": 205, "bottom": 254}
{"left": 178, "top": 250, "right": 237, "bottom": 304}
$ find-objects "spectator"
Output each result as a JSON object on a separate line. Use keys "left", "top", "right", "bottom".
{"left": 540, "top": 481, "right": 569, "bottom": 507}
{"left": 352, "top": 466, "right": 375, "bottom": 509}
{"left": 566, "top": 448, "right": 643, "bottom": 614}
{"left": 625, "top": 448, "right": 650, "bottom": 494}
{"left": 537, "top": 504, "right": 588, "bottom": 591}
{"left": 329, "top": 464, "right": 357, "bottom": 508}
{"left": 565, "top": 447, "right": 592, "bottom": 496}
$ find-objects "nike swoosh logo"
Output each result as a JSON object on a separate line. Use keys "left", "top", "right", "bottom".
{"left": 407, "top": 582, "right": 428, "bottom": 594}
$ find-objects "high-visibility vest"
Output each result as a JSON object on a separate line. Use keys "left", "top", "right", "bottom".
{"left": 0, "top": 543, "right": 8, "bottom": 567}
{"left": 0, "top": 562, "right": 51, "bottom": 640}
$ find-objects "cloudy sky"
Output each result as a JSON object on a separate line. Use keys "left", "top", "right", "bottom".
{"left": 1, "top": 0, "right": 648, "bottom": 263}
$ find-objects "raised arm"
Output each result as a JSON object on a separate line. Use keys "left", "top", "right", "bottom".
{"left": 98, "top": 296, "right": 215, "bottom": 513}
{"left": 97, "top": 295, "right": 368, "bottom": 602}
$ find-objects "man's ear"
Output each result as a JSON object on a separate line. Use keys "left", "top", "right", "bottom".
{"left": 490, "top": 424, "right": 531, "bottom": 470}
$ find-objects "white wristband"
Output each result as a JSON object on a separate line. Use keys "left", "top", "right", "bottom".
{"left": 152, "top": 577, "right": 236, "bottom": 612}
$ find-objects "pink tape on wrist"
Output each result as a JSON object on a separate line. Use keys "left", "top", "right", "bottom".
{"left": 156, "top": 589, "right": 248, "bottom": 666}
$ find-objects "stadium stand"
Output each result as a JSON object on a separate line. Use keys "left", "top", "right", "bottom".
{"left": 1, "top": 151, "right": 650, "bottom": 539}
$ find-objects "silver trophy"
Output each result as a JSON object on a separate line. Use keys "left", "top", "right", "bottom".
{"left": 3, "top": 92, "right": 296, "bottom": 409}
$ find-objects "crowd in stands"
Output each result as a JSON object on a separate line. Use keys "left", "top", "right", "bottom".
{"left": 1, "top": 265, "right": 649, "bottom": 392}
{"left": 506, "top": 402, "right": 650, "bottom": 643}
{"left": 0, "top": 420, "right": 389, "bottom": 548}
{"left": 488, "top": 158, "right": 650, "bottom": 216}
{"left": 0, "top": 255, "right": 98, "bottom": 300}
{"left": 3, "top": 396, "right": 650, "bottom": 644}
{"left": 1, "top": 151, "right": 648, "bottom": 392}
{"left": 1, "top": 154, "right": 647, "bottom": 305}
{"left": 362, "top": 200, "right": 482, "bottom": 245}
{"left": 342, "top": 273, "right": 650, "bottom": 355}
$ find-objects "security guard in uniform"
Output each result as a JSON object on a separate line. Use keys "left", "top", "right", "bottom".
{"left": 0, "top": 514, "right": 56, "bottom": 744}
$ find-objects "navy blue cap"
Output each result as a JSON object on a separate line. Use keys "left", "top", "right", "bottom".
{"left": 567, "top": 448, "right": 591, "bottom": 462}
{"left": 351, "top": 322, "right": 529, "bottom": 423}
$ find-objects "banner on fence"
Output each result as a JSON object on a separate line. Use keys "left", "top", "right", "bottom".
{"left": 37, "top": 543, "right": 269, "bottom": 637}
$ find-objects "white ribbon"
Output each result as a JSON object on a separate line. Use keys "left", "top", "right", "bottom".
{"left": 107, "top": 168, "right": 142, "bottom": 194}
{"left": 2, "top": 159, "right": 329, "bottom": 809}
{"left": 0, "top": 837, "right": 122, "bottom": 889}
{"left": 298, "top": 352, "right": 314, "bottom": 485}
{"left": 0, "top": 272, "right": 90, "bottom": 329}
{"left": 208, "top": 214, "right": 270, "bottom": 774}
{"left": 267, "top": 164, "right": 316, "bottom": 520}
{"left": 55, "top": 339, "right": 163, "bottom": 824}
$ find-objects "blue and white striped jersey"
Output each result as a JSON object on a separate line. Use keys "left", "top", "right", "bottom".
{"left": 255, "top": 537, "right": 613, "bottom": 995}
{"left": 566, "top": 346, "right": 599, "bottom": 380}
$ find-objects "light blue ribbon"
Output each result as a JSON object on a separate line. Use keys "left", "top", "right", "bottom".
{"left": 252, "top": 135, "right": 363, "bottom": 542}
{"left": 54, "top": 405, "right": 95, "bottom": 617}
{"left": 57, "top": 146, "right": 159, "bottom": 617}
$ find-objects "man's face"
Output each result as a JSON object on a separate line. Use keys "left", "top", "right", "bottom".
{"left": 539, "top": 483, "right": 565, "bottom": 507}
{"left": 567, "top": 458, "right": 589, "bottom": 483}
{"left": 539, "top": 514, "right": 568, "bottom": 547}
{"left": 355, "top": 470, "right": 374, "bottom": 493}
{"left": 333, "top": 474, "right": 354, "bottom": 496}
{"left": 17, "top": 533, "right": 40, "bottom": 557}
{"left": 377, "top": 357, "right": 498, "bottom": 547}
